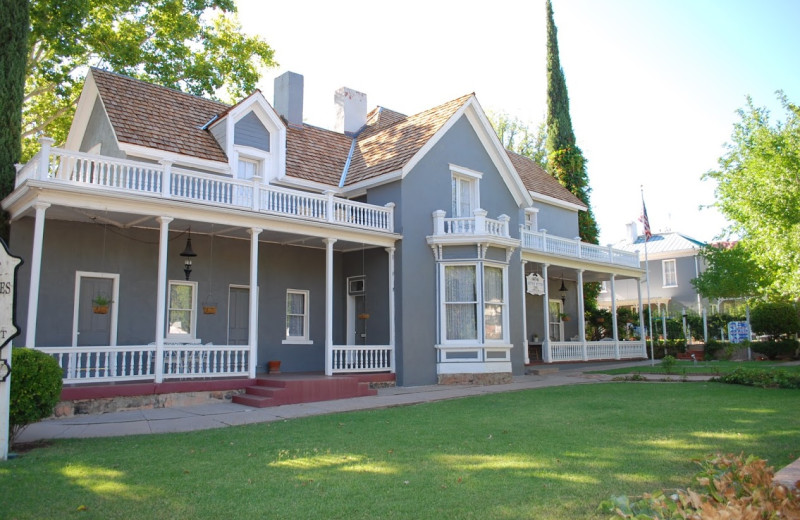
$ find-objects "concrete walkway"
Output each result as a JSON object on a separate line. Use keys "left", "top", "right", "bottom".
{"left": 17, "top": 360, "right": 700, "bottom": 443}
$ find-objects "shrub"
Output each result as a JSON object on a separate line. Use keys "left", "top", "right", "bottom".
{"left": 752, "top": 339, "right": 799, "bottom": 360}
{"left": 660, "top": 355, "right": 677, "bottom": 374}
{"left": 9, "top": 347, "right": 63, "bottom": 445}
{"left": 712, "top": 367, "right": 800, "bottom": 389}
{"left": 750, "top": 301, "right": 800, "bottom": 338}
{"left": 599, "top": 453, "right": 800, "bottom": 519}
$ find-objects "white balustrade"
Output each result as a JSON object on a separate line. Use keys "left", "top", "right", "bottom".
{"left": 38, "top": 344, "right": 250, "bottom": 384}
{"left": 586, "top": 341, "right": 616, "bottom": 360}
{"left": 521, "top": 229, "right": 639, "bottom": 268}
{"left": 331, "top": 345, "right": 393, "bottom": 373}
{"left": 548, "top": 339, "right": 646, "bottom": 362}
{"left": 16, "top": 145, "right": 395, "bottom": 233}
{"left": 433, "top": 210, "right": 509, "bottom": 238}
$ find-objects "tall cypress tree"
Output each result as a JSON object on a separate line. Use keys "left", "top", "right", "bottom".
{"left": 544, "top": 0, "right": 599, "bottom": 246}
{"left": 0, "top": 0, "right": 30, "bottom": 240}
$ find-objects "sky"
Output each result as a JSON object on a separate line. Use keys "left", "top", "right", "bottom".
{"left": 236, "top": 0, "right": 800, "bottom": 246}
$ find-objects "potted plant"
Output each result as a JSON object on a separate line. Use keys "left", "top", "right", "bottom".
{"left": 559, "top": 313, "right": 570, "bottom": 322}
{"left": 267, "top": 360, "right": 281, "bottom": 374}
{"left": 92, "top": 295, "right": 111, "bottom": 314}
{"left": 202, "top": 301, "right": 217, "bottom": 314}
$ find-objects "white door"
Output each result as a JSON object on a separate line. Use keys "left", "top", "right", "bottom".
{"left": 548, "top": 300, "right": 564, "bottom": 342}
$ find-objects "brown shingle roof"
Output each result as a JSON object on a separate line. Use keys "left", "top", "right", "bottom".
{"left": 90, "top": 68, "right": 229, "bottom": 162}
{"left": 285, "top": 124, "right": 351, "bottom": 185}
{"left": 342, "top": 93, "right": 474, "bottom": 185}
{"left": 507, "top": 150, "right": 586, "bottom": 208}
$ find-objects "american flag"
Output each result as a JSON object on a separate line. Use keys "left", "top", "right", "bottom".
{"left": 639, "top": 199, "right": 652, "bottom": 241}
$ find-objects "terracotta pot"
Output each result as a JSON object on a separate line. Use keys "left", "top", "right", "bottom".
{"left": 203, "top": 306, "right": 217, "bottom": 315}
{"left": 267, "top": 360, "right": 281, "bottom": 374}
{"left": 93, "top": 305, "right": 109, "bottom": 314}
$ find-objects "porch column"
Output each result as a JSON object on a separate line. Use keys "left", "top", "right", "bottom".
{"left": 637, "top": 277, "right": 650, "bottom": 362}
{"left": 610, "top": 275, "right": 619, "bottom": 359}
{"left": 386, "top": 246, "right": 396, "bottom": 374}
{"left": 324, "top": 238, "right": 337, "bottom": 375}
{"left": 25, "top": 202, "right": 50, "bottom": 347}
{"left": 542, "top": 263, "right": 551, "bottom": 363}
{"left": 154, "top": 216, "right": 173, "bottom": 383}
{"left": 577, "top": 270, "right": 587, "bottom": 361}
{"left": 248, "top": 228, "right": 262, "bottom": 379}
{"left": 521, "top": 260, "right": 529, "bottom": 365}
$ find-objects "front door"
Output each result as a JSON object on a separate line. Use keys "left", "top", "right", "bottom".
{"left": 228, "top": 286, "right": 249, "bottom": 345}
{"left": 548, "top": 299, "right": 564, "bottom": 342}
{"left": 76, "top": 275, "right": 115, "bottom": 347}
{"left": 347, "top": 276, "right": 366, "bottom": 345}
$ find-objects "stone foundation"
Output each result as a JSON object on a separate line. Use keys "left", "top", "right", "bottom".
{"left": 53, "top": 389, "right": 246, "bottom": 417}
{"left": 438, "top": 372, "right": 512, "bottom": 385}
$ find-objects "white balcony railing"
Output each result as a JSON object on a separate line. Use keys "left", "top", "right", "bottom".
{"left": 548, "top": 340, "right": 646, "bottom": 363}
{"left": 16, "top": 141, "right": 395, "bottom": 233}
{"left": 431, "top": 209, "right": 510, "bottom": 238}
{"left": 521, "top": 229, "right": 640, "bottom": 268}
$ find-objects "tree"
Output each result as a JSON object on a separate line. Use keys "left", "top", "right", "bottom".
{"left": 21, "top": 0, "right": 277, "bottom": 164}
{"left": 489, "top": 112, "right": 548, "bottom": 168}
{"left": 704, "top": 94, "right": 800, "bottom": 299}
{"left": 691, "top": 242, "right": 765, "bottom": 301}
{"left": 0, "top": 0, "right": 29, "bottom": 240}
{"left": 544, "top": 0, "right": 599, "bottom": 246}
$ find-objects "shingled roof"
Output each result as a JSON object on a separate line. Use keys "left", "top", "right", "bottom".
{"left": 507, "top": 150, "right": 586, "bottom": 208}
{"left": 90, "top": 68, "right": 229, "bottom": 162}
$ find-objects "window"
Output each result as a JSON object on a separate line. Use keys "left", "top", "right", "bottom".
{"left": 167, "top": 281, "right": 197, "bottom": 339}
{"left": 442, "top": 263, "right": 507, "bottom": 344}
{"left": 450, "top": 166, "right": 481, "bottom": 218}
{"left": 662, "top": 259, "right": 678, "bottom": 287}
{"left": 237, "top": 157, "right": 259, "bottom": 180}
{"left": 284, "top": 289, "right": 309, "bottom": 342}
{"left": 524, "top": 208, "right": 538, "bottom": 231}
{"left": 548, "top": 300, "right": 564, "bottom": 341}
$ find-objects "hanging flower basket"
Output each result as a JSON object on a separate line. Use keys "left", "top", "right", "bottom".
{"left": 357, "top": 313, "right": 370, "bottom": 319}
{"left": 93, "top": 305, "right": 109, "bottom": 315}
{"left": 92, "top": 295, "right": 111, "bottom": 314}
{"left": 203, "top": 305, "right": 217, "bottom": 315}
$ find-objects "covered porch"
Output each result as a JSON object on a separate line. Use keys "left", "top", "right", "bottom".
{"left": 521, "top": 229, "right": 647, "bottom": 364}
{"left": 6, "top": 142, "right": 400, "bottom": 386}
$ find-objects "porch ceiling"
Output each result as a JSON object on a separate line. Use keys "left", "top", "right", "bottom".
{"left": 525, "top": 264, "right": 641, "bottom": 283}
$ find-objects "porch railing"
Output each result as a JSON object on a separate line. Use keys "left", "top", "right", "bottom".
{"left": 16, "top": 142, "right": 394, "bottom": 233}
{"left": 431, "top": 209, "right": 510, "bottom": 238}
{"left": 548, "top": 340, "right": 646, "bottom": 363}
{"left": 37, "top": 344, "right": 251, "bottom": 384}
{"left": 521, "top": 229, "right": 640, "bottom": 268}
{"left": 331, "top": 345, "right": 393, "bottom": 373}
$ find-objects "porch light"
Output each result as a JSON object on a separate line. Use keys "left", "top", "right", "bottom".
{"left": 180, "top": 228, "right": 197, "bottom": 280}
{"left": 559, "top": 276, "right": 567, "bottom": 305}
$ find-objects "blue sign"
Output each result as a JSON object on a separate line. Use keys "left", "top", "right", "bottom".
{"left": 728, "top": 321, "right": 750, "bottom": 344}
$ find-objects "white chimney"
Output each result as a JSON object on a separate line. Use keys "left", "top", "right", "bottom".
{"left": 334, "top": 87, "right": 367, "bottom": 136}
{"left": 626, "top": 221, "right": 638, "bottom": 243}
{"left": 274, "top": 71, "right": 304, "bottom": 127}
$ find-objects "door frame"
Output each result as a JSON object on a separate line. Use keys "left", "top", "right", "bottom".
{"left": 72, "top": 271, "right": 120, "bottom": 347}
{"left": 227, "top": 284, "right": 250, "bottom": 346}
{"left": 346, "top": 276, "right": 366, "bottom": 345}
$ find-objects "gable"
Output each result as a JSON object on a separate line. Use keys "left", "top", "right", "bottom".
{"left": 234, "top": 112, "right": 270, "bottom": 152}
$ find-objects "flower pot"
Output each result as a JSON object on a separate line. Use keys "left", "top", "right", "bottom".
{"left": 93, "top": 305, "right": 109, "bottom": 314}
{"left": 267, "top": 360, "right": 281, "bottom": 374}
{"left": 203, "top": 306, "right": 217, "bottom": 315}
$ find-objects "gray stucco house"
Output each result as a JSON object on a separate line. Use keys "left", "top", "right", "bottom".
{"left": 597, "top": 223, "right": 708, "bottom": 318}
{"left": 5, "top": 69, "right": 645, "bottom": 405}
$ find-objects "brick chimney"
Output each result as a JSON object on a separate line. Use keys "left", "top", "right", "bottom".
{"left": 274, "top": 71, "right": 304, "bottom": 128}
{"left": 626, "top": 221, "right": 638, "bottom": 243}
{"left": 334, "top": 87, "right": 367, "bottom": 136}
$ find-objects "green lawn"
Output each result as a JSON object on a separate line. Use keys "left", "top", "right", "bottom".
{"left": 1, "top": 383, "right": 798, "bottom": 519}
{"left": 589, "top": 360, "right": 800, "bottom": 376}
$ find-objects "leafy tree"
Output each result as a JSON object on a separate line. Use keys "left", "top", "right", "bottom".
{"left": 544, "top": 0, "right": 599, "bottom": 246}
{"left": 0, "top": 0, "right": 29, "bottom": 240}
{"left": 691, "top": 242, "right": 765, "bottom": 300}
{"left": 21, "top": 0, "right": 277, "bottom": 164}
{"left": 750, "top": 301, "right": 800, "bottom": 339}
{"left": 489, "top": 112, "right": 548, "bottom": 168}
{"left": 704, "top": 94, "right": 800, "bottom": 299}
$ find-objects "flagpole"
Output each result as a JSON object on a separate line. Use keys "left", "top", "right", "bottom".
{"left": 641, "top": 186, "right": 655, "bottom": 366}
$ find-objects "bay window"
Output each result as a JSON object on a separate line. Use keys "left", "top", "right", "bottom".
{"left": 442, "top": 262, "right": 508, "bottom": 344}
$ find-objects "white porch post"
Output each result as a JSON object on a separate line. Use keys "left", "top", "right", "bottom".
{"left": 637, "top": 277, "right": 649, "bottom": 361}
{"left": 577, "top": 270, "right": 587, "bottom": 361}
{"left": 25, "top": 202, "right": 50, "bottom": 348}
{"left": 248, "top": 228, "right": 262, "bottom": 378}
{"left": 386, "top": 247, "right": 396, "bottom": 373}
{"left": 521, "top": 260, "right": 529, "bottom": 364}
{"left": 542, "top": 263, "right": 551, "bottom": 363}
{"left": 324, "top": 238, "right": 337, "bottom": 375}
{"left": 154, "top": 216, "right": 173, "bottom": 383}
{"left": 610, "top": 275, "right": 620, "bottom": 359}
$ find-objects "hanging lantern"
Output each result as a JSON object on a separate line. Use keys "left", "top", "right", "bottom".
{"left": 180, "top": 228, "right": 197, "bottom": 280}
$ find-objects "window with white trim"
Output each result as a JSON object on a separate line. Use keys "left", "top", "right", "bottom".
{"left": 450, "top": 166, "right": 481, "bottom": 218}
{"left": 167, "top": 281, "right": 197, "bottom": 339}
{"left": 524, "top": 208, "right": 539, "bottom": 231}
{"left": 237, "top": 157, "right": 259, "bottom": 180}
{"left": 662, "top": 259, "right": 678, "bottom": 287}
{"left": 285, "top": 289, "right": 309, "bottom": 342}
{"left": 441, "top": 263, "right": 508, "bottom": 344}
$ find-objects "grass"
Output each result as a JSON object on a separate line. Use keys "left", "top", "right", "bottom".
{"left": 589, "top": 360, "right": 800, "bottom": 376}
{"left": 1, "top": 383, "right": 799, "bottom": 519}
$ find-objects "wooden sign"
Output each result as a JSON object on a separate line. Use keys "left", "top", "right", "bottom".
{"left": 526, "top": 273, "right": 545, "bottom": 295}
{"left": 0, "top": 238, "right": 23, "bottom": 352}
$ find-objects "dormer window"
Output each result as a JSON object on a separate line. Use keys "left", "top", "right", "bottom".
{"left": 237, "top": 157, "right": 259, "bottom": 180}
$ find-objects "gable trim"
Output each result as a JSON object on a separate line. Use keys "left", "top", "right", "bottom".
{"left": 530, "top": 192, "right": 586, "bottom": 212}
{"left": 65, "top": 71, "right": 120, "bottom": 153}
